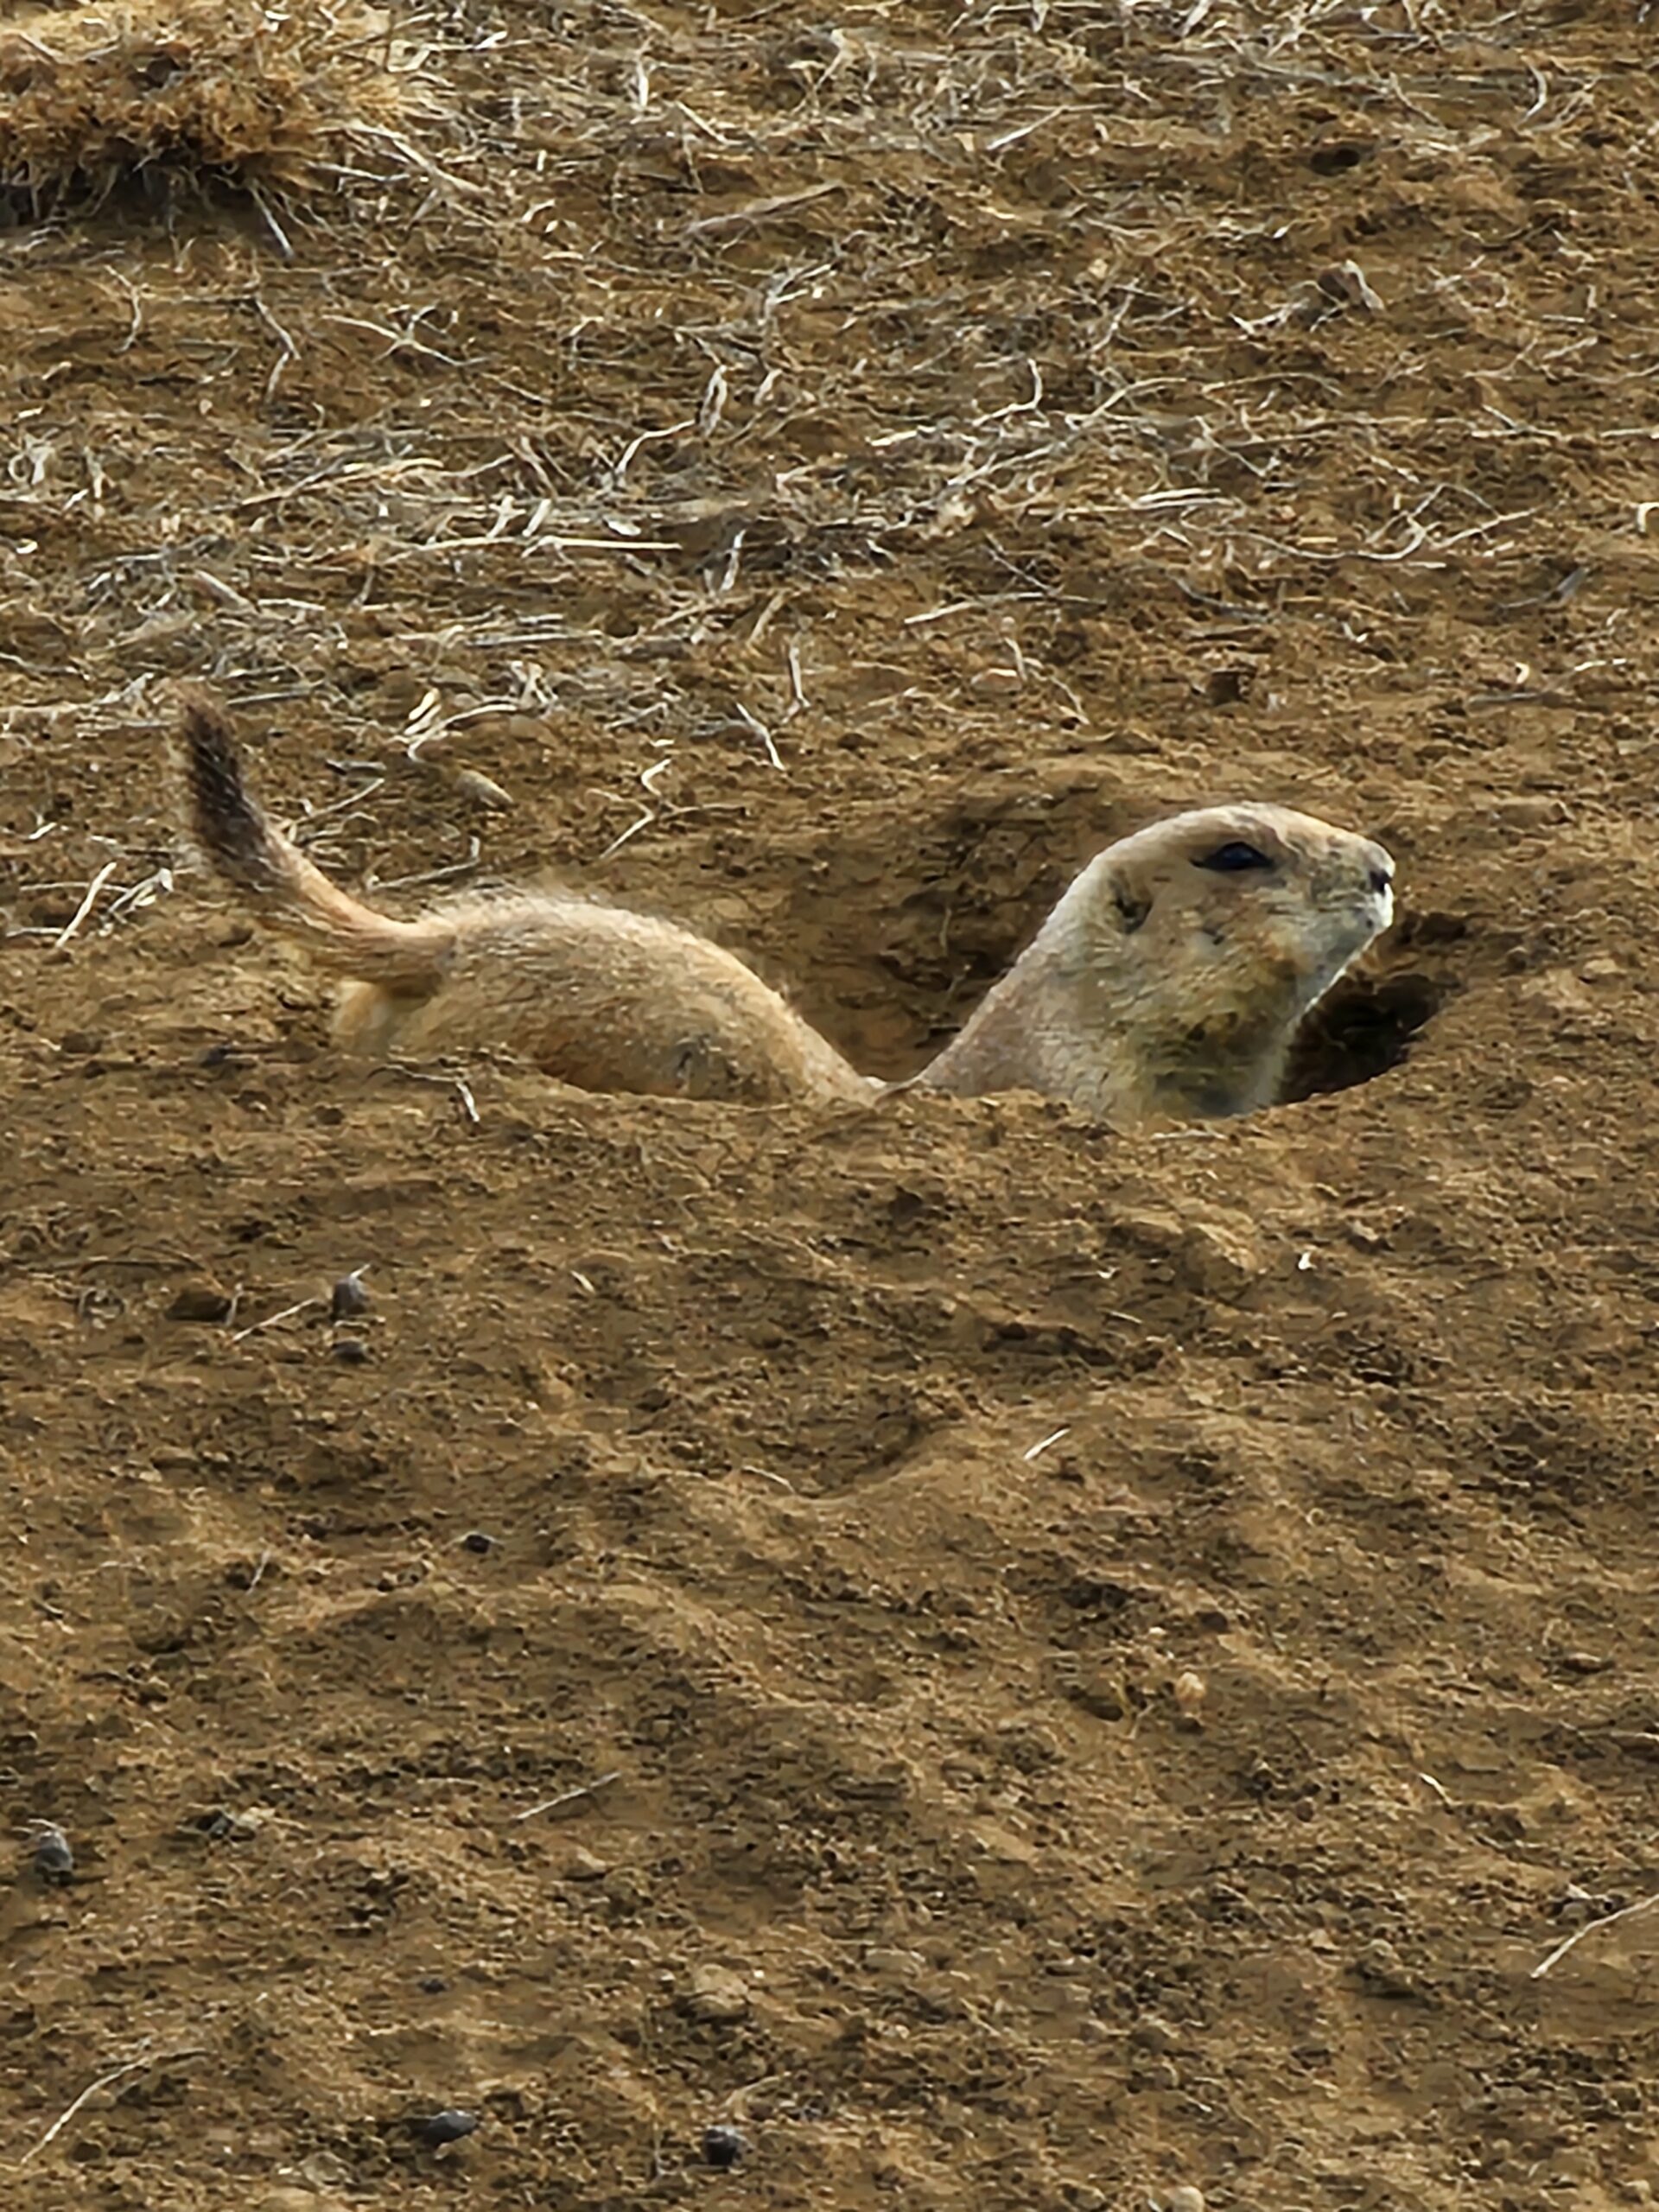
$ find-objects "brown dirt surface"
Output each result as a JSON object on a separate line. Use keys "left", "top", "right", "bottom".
{"left": 2, "top": 1, "right": 1657, "bottom": 2207}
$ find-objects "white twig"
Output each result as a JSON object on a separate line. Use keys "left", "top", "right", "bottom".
{"left": 52, "top": 862, "right": 118, "bottom": 951}
{"left": 512, "top": 1769, "right": 623, "bottom": 1823}
{"left": 17, "top": 2046, "right": 204, "bottom": 2168}
{"left": 1023, "top": 1426, "right": 1071, "bottom": 1461}
{"left": 1531, "top": 1891, "right": 1659, "bottom": 1980}
{"left": 232, "top": 1296, "right": 322, "bottom": 1344}
{"left": 735, "top": 702, "right": 783, "bottom": 771}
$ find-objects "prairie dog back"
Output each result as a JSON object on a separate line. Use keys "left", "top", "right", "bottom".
{"left": 177, "top": 694, "right": 874, "bottom": 1106}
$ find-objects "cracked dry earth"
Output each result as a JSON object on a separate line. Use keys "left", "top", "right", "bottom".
{"left": 1, "top": 2, "right": 1657, "bottom": 2209}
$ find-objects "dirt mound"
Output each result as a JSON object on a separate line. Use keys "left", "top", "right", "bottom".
{"left": 2, "top": 2, "right": 1657, "bottom": 2208}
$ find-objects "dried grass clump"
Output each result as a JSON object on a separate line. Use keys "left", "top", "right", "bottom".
{"left": 0, "top": 0, "right": 437, "bottom": 224}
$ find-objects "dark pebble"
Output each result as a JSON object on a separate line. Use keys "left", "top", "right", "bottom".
{"left": 330, "top": 1272, "right": 372, "bottom": 1320}
{"left": 331, "top": 1338, "right": 371, "bottom": 1364}
{"left": 702, "top": 2124, "right": 744, "bottom": 2169}
{"left": 33, "top": 1826, "right": 74, "bottom": 1883}
{"left": 419, "top": 2108, "right": 480, "bottom": 2147}
{"left": 460, "top": 1531, "right": 497, "bottom": 1555}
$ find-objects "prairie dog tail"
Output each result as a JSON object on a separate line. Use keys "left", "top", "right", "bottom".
{"left": 177, "top": 691, "right": 448, "bottom": 993}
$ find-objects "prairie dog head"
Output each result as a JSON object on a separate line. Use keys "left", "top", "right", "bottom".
{"left": 1053, "top": 802, "right": 1395, "bottom": 1117}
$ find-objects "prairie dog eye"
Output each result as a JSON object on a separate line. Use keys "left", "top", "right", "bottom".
{"left": 1195, "top": 841, "right": 1274, "bottom": 874}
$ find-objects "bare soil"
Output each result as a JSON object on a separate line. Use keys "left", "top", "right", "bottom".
{"left": 2, "top": 3, "right": 1657, "bottom": 2208}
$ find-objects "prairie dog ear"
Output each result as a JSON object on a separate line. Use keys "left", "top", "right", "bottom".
{"left": 1111, "top": 870, "right": 1150, "bottom": 933}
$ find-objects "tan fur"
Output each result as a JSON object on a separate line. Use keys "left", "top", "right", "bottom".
{"left": 175, "top": 698, "right": 1394, "bottom": 1126}
{"left": 175, "top": 692, "right": 874, "bottom": 1106}
{"left": 918, "top": 804, "right": 1395, "bottom": 1125}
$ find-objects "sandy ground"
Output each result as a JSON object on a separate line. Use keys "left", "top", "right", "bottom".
{"left": 1, "top": 2, "right": 1657, "bottom": 2207}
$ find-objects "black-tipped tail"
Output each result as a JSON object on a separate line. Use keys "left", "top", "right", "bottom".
{"left": 177, "top": 689, "right": 289, "bottom": 901}
{"left": 172, "top": 690, "right": 448, "bottom": 992}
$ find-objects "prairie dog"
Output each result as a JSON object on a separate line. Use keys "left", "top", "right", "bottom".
{"left": 918, "top": 804, "right": 1395, "bottom": 1125}
{"left": 177, "top": 700, "right": 1393, "bottom": 1126}
{"left": 176, "top": 695, "right": 874, "bottom": 1105}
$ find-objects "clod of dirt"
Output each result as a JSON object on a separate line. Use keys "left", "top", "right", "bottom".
{"left": 29, "top": 1823, "right": 74, "bottom": 1884}
{"left": 683, "top": 1964, "right": 752, "bottom": 2024}
{"left": 702, "top": 2124, "right": 745, "bottom": 2169}
{"left": 417, "top": 2108, "right": 480, "bottom": 2148}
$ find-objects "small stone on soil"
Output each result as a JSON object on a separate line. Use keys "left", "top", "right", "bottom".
{"left": 330, "top": 1271, "right": 372, "bottom": 1319}
{"left": 31, "top": 1825, "right": 74, "bottom": 1882}
{"left": 683, "top": 1963, "right": 751, "bottom": 2024}
{"left": 702, "top": 2124, "right": 745, "bottom": 2169}
{"left": 418, "top": 2108, "right": 480, "bottom": 2147}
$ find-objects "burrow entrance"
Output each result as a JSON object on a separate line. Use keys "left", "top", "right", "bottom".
{"left": 1281, "top": 968, "right": 1445, "bottom": 1104}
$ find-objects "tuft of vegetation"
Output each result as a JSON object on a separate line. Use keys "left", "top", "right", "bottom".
{"left": 0, "top": 1, "right": 446, "bottom": 230}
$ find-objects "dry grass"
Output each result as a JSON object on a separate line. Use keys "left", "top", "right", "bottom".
{"left": 0, "top": 0, "right": 1648, "bottom": 947}
{"left": 0, "top": 0, "right": 444, "bottom": 226}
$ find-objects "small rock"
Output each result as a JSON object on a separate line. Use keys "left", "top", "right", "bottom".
{"left": 195, "top": 1804, "right": 272, "bottom": 1844}
{"left": 167, "top": 1283, "right": 233, "bottom": 1324}
{"left": 1065, "top": 1670, "right": 1127, "bottom": 1721}
{"left": 292, "top": 2152, "right": 353, "bottom": 2191}
{"left": 31, "top": 1825, "right": 74, "bottom": 1883}
{"left": 1494, "top": 796, "right": 1567, "bottom": 830}
{"left": 1173, "top": 1670, "right": 1207, "bottom": 1720}
{"left": 329, "top": 1271, "right": 372, "bottom": 1320}
{"left": 1166, "top": 2189, "right": 1206, "bottom": 2212}
{"left": 1179, "top": 1221, "right": 1262, "bottom": 1302}
{"left": 683, "top": 1964, "right": 751, "bottom": 2024}
{"left": 702, "top": 2124, "right": 744, "bottom": 2169}
{"left": 418, "top": 2108, "right": 480, "bottom": 2148}
{"left": 460, "top": 1530, "right": 497, "bottom": 1555}
{"left": 1353, "top": 1936, "right": 1417, "bottom": 1997}
{"left": 1205, "top": 665, "right": 1252, "bottom": 707}
{"left": 564, "top": 1847, "right": 608, "bottom": 1881}
{"left": 862, "top": 1946, "right": 925, "bottom": 1980}
{"left": 1555, "top": 1883, "right": 1607, "bottom": 1923}
{"left": 1130, "top": 2013, "right": 1180, "bottom": 2054}
{"left": 330, "top": 1338, "right": 370, "bottom": 1364}
{"left": 602, "top": 1867, "right": 649, "bottom": 1913}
